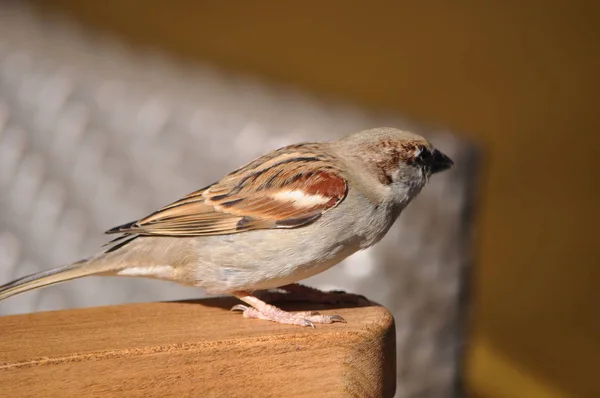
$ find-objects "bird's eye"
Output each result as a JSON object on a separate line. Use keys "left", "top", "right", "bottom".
{"left": 414, "top": 146, "right": 431, "bottom": 164}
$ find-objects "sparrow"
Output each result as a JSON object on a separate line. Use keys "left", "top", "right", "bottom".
{"left": 0, "top": 127, "right": 453, "bottom": 327}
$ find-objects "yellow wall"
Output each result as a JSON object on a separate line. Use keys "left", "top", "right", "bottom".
{"left": 35, "top": 1, "right": 600, "bottom": 396}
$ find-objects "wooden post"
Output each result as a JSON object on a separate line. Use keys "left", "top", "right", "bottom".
{"left": 0, "top": 298, "right": 396, "bottom": 397}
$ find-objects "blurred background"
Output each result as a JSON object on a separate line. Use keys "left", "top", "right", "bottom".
{"left": 0, "top": 1, "right": 598, "bottom": 397}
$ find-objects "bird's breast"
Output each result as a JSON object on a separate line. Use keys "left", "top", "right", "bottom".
{"left": 193, "top": 194, "right": 398, "bottom": 294}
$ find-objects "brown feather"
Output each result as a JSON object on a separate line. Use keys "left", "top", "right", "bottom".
{"left": 106, "top": 144, "right": 348, "bottom": 237}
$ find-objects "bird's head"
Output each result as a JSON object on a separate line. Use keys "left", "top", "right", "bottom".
{"left": 335, "top": 127, "right": 454, "bottom": 205}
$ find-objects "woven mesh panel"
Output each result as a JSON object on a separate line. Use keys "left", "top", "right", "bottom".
{"left": 0, "top": 3, "right": 478, "bottom": 397}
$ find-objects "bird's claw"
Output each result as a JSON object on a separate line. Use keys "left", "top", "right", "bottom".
{"left": 231, "top": 303, "right": 343, "bottom": 327}
{"left": 329, "top": 315, "right": 347, "bottom": 323}
{"left": 230, "top": 304, "right": 248, "bottom": 312}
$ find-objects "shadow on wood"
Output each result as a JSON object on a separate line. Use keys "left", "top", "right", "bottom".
{"left": 0, "top": 297, "right": 396, "bottom": 397}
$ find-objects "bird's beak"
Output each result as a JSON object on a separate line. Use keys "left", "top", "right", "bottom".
{"left": 430, "top": 149, "right": 454, "bottom": 174}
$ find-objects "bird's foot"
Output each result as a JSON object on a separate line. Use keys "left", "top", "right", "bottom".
{"left": 231, "top": 292, "right": 346, "bottom": 328}
{"left": 260, "top": 283, "right": 371, "bottom": 306}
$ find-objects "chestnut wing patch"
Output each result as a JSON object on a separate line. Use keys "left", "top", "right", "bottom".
{"left": 106, "top": 147, "right": 348, "bottom": 237}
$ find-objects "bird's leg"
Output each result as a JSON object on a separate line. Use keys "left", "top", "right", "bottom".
{"left": 231, "top": 291, "right": 345, "bottom": 328}
{"left": 259, "top": 283, "right": 371, "bottom": 306}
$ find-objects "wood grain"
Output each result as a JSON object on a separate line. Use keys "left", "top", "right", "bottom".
{"left": 0, "top": 298, "right": 395, "bottom": 397}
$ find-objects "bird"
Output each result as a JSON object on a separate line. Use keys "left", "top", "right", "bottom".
{"left": 0, "top": 127, "right": 453, "bottom": 327}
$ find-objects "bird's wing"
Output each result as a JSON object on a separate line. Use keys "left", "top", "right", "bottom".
{"left": 105, "top": 144, "right": 348, "bottom": 237}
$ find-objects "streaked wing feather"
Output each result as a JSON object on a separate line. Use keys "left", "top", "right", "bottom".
{"left": 105, "top": 144, "right": 347, "bottom": 237}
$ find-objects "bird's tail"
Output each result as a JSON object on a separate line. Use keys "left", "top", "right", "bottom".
{"left": 0, "top": 256, "right": 118, "bottom": 301}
